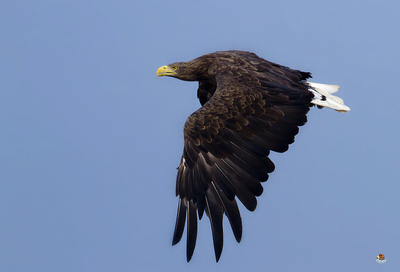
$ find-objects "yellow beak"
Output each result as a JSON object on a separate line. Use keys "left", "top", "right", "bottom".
{"left": 157, "top": 65, "right": 176, "bottom": 77}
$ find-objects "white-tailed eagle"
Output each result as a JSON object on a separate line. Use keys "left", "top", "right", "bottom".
{"left": 157, "top": 50, "right": 350, "bottom": 262}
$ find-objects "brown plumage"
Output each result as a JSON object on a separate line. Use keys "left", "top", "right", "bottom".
{"left": 157, "top": 50, "right": 347, "bottom": 262}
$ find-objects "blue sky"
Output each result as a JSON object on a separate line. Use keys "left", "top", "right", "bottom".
{"left": 1, "top": 1, "right": 399, "bottom": 271}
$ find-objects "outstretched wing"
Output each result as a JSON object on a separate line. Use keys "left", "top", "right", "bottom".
{"left": 173, "top": 56, "right": 313, "bottom": 262}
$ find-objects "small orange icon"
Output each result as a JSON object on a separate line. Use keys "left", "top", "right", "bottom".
{"left": 376, "top": 254, "right": 386, "bottom": 263}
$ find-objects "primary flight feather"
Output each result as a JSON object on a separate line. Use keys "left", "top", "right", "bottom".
{"left": 157, "top": 50, "right": 350, "bottom": 262}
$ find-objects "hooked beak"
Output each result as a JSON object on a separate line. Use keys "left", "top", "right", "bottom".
{"left": 157, "top": 65, "right": 176, "bottom": 77}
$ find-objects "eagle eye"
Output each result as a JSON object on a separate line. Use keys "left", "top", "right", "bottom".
{"left": 172, "top": 66, "right": 178, "bottom": 71}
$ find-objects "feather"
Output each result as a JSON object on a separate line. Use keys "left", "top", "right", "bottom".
{"left": 211, "top": 181, "right": 242, "bottom": 243}
{"left": 186, "top": 200, "right": 198, "bottom": 262}
{"left": 172, "top": 198, "right": 186, "bottom": 246}
{"left": 307, "top": 82, "right": 351, "bottom": 112}
{"left": 205, "top": 188, "right": 224, "bottom": 262}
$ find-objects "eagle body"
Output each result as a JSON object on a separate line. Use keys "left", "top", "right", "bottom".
{"left": 157, "top": 50, "right": 349, "bottom": 262}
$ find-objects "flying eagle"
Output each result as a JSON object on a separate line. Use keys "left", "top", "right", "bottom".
{"left": 156, "top": 50, "right": 350, "bottom": 262}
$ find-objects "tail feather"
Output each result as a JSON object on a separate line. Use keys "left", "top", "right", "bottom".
{"left": 307, "top": 82, "right": 350, "bottom": 113}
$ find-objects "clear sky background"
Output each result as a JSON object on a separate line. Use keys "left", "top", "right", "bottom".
{"left": 1, "top": 1, "right": 399, "bottom": 271}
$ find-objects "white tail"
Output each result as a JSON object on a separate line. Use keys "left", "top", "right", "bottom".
{"left": 307, "top": 82, "right": 350, "bottom": 113}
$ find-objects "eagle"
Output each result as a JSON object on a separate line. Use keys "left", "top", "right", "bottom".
{"left": 156, "top": 50, "right": 350, "bottom": 262}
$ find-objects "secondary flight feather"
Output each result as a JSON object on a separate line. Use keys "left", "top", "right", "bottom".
{"left": 156, "top": 50, "right": 350, "bottom": 262}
